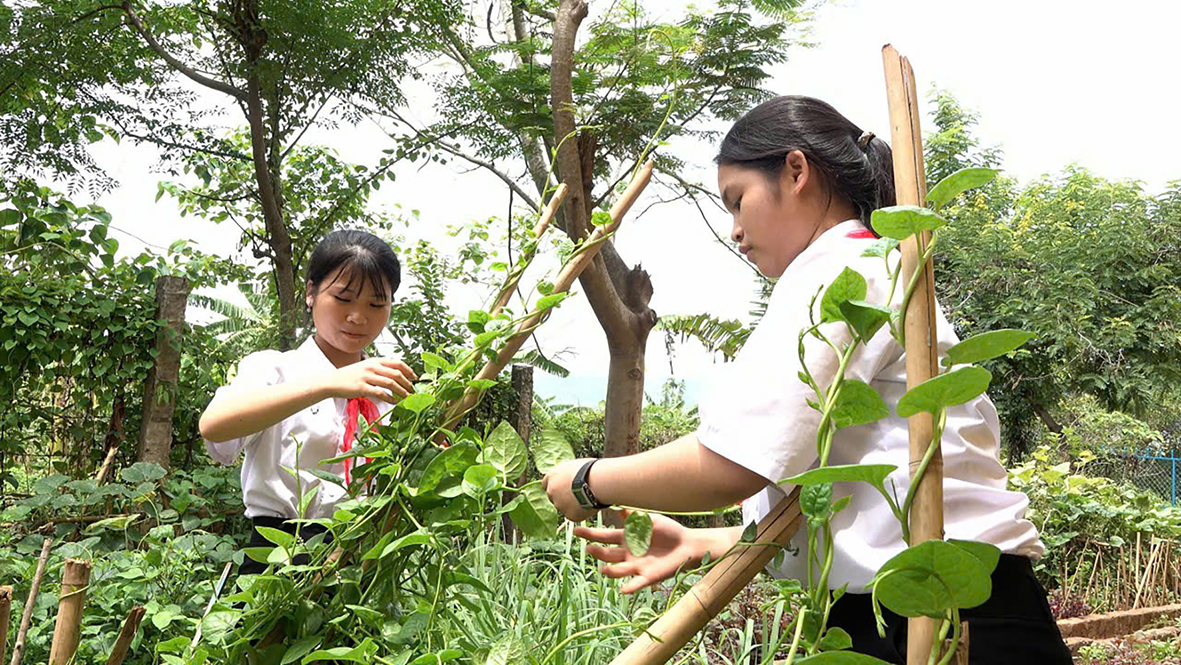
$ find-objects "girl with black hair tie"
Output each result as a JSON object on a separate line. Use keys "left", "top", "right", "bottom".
{"left": 542, "top": 96, "right": 1072, "bottom": 664}
{"left": 200, "top": 229, "right": 418, "bottom": 576}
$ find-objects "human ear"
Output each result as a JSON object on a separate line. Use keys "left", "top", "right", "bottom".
{"left": 305, "top": 280, "right": 315, "bottom": 308}
{"left": 782, "top": 150, "right": 810, "bottom": 196}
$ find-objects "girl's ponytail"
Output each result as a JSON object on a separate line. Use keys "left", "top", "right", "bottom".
{"left": 717, "top": 96, "right": 896, "bottom": 229}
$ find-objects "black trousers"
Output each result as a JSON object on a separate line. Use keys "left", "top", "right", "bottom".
{"left": 827, "top": 554, "right": 1072, "bottom": 664}
{"left": 238, "top": 516, "right": 332, "bottom": 577}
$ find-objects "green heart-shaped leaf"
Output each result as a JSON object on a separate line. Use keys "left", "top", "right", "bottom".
{"left": 896, "top": 366, "right": 992, "bottom": 418}
{"left": 870, "top": 205, "right": 948, "bottom": 240}
{"left": 945, "top": 329, "right": 1035, "bottom": 366}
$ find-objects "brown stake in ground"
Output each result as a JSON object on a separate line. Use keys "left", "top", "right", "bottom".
{"left": 882, "top": 44, "right": 945, "bottom": 665}
{"left": 105, "top": 606, "right": 146, "bottom": 665}
{"left": 9, "top": 538, "right": 52, "bottom": 665}
{"left": 48, "top": 558, "right": 91, "bottom": 665}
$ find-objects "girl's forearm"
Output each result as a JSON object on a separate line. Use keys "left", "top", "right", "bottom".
{"left": 199, "top": 375, "right": 332, "bottom": 443}
{"left": 589, "top": 434, "right": 768, "bottom": 512}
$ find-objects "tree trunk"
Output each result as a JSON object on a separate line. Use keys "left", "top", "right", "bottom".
{"left": 551, "top": 0, "right": 656, "bottom": 458}
{"left": 241, "top": 1, "right": 298, "bottom": 351}
{"left": 1034, "top": 403, "right": 1063, "bottom": 436}
{"left": 137, "top": 276, "right": 190, "bottom": 471}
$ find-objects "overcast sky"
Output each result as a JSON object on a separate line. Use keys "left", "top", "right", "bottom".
{"left": 81, "top": 0, "right": 1181, "bottom": 404}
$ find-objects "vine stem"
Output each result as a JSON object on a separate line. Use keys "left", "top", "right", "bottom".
{"left": 893, "top": 232, "right": 939, "bottom": 345}
{"left": 782, "top": 609, "right": 808, "bottom": 665}
{"left": 900, "top": 408, "right": 948, "bottom": 543}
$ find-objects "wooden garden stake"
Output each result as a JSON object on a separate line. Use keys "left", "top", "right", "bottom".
{"left": 9, "top": 538, "right": 52, "bottom": 665}
{"left": 882, "top": 44, "right": 945, "bottom": 665}
{"left": 48, "top": 558, "right": 91, "bottom": 665}
{"left": 0, "top": 586, "right": 12, "bottom": 665}
{"left": 104, "top": 606, "right": 145, "bottom": 665}
{"left": 609, "top": 489, "right": 803, "bottom": 665}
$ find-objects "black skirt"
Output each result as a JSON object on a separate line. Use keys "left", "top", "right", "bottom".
{"left": 827, "top": 554, "right": 1073, "bottom": 664}
{"left": 238, "top": 515, "right": 332, "bottom": 577}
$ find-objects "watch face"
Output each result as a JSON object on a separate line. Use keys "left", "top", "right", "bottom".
{"left": 572, "top": 485, "right": 591, "bottom": 508}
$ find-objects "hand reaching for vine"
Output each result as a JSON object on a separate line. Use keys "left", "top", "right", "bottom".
{"left": 326, "top": 357, "right": 417, "bottom": 404}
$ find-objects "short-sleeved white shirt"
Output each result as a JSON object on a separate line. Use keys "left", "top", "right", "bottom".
{"left": 697, "top": 220, "right": 1043, "bottom": 593}
{"left": 204, "top": 336, "right": 393, "bottom": 520}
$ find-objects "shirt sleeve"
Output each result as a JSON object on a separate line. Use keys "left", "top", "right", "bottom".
{"left": 696, "top": 248, "right": 900, "bottom": 485}
{"left": 203, "top": 350, "right": 284, "bottom": 466}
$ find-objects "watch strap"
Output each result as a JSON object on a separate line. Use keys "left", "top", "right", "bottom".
{"left": 572, "top": 459, "right": 609, "bottom": 510}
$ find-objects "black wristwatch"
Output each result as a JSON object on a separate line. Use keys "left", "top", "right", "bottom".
{"left": 571, "top": 459, "right": 609, "bottom": 511}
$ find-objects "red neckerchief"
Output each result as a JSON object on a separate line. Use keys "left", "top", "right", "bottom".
{"left": 846, "top": 228, "right": 877, "bottom": 239}
{"left": 341, "top": 397, "right": 379, "bottom": 486}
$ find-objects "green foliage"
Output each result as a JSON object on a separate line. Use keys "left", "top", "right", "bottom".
{"left": 432, "top": 0, "right": 806, "bottom": 191}
{"left": 0, "top": 463, "right": 246, "bottom": 665}
{"left": 1009, "top": 442, "right": 1181, "bottom": 612}
{"left": 0, "top": 181, "right": 246, "bottom": 471}
{"left": 927, "top": 90, "right": 1181, "bottom": 455}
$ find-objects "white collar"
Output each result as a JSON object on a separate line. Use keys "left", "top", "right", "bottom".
{"left": 297, "top": 335, "right": 354, "bottom": 373}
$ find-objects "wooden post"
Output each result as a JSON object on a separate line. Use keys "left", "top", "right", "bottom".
{"left": 609, "top": 490, "right": 803, "bottom": 664}
{"left": 137, "top": 275, "right": 192, "bottom": 471}
{"left": 9, "top": 538, "right": 52, "bottom": 665}
{"left": 0, "top": 586, "right": 12, "bottom": 665}
{"left": 48, "top": 559, "right": 91, "bottom": 665}
{"left": 882, "top": 44, "right": 944, "bottom": 665}
{"left": 104, "top": 606, "right": 145, "bottom": 665}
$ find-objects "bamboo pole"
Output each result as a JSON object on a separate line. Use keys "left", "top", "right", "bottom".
{"left": 609, "top": 489, "right": 803, "bottom": 664}
{"left": 440, "top": 161, "right": 654, "bottom": 432}
{"left": 488, "top": 183, "right": 566, "bottom": 317}
{"left": 9, "top": 538, "right": 52, "bottom": 665}
{"left": 0, "top": 586, "right": 12, "bottom": 665}
{"left": 882, "top": 45, "right": 943, "bottom": 665}
{"left": 48, "top": 558, "right": 91, "bottom": 665}
{"left": 104, "top": 606, "right": 145, "bottom": 665}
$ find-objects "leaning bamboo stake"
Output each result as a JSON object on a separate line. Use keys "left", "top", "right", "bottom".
{"left": 104, "top": 606, "right": 145, "bottom": 665}
{"left": 488, "top": 183, "right": 566, "bottom": 317}
{"left": 0, "top": 586, "right": 12, "bottom": 665}
{"left": 441, "top": 160, "right": 654, "bottom": 431}
{"left": 48, "top": 558, "right": 91, "bottom": 665}
{"left": 9, "top": 538, "right": 52, "bottom": 665}
{"left": 882, "top": 44, "right": 943, "bottom": 665}
{"left": 611, "top": 489, "right": 803, "bottom": 665}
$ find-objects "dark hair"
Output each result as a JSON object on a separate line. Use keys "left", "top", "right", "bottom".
{"left": 716, "top": 95, "right": 895, "bottom": 226}
{"left": 306, "top": 229, "right": 401, "bottom": 301}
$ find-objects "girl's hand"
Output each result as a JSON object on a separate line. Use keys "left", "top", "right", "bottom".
{"left": 326, "top": 357, "right": 417, "bottom": 404}
{"left": 574, "top": 511, "right": 711, "bottom": 594}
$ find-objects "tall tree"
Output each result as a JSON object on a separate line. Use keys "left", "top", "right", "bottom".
{"left": 382, "top": 0, "right": 807, "bottom": 456}
{"left": 1, "top": 0, "right": 458, "bottom": 348}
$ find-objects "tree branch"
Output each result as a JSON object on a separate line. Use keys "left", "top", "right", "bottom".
{"left": 120, "top": 0, "right": 246, "bottom": 100}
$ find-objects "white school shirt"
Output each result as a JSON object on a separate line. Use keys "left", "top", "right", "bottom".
{"left": 204, "top": 336, "right": 394, "bottom": 520}
{"left": 696, "top": 220, "right": 1043, "bottom": 593}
